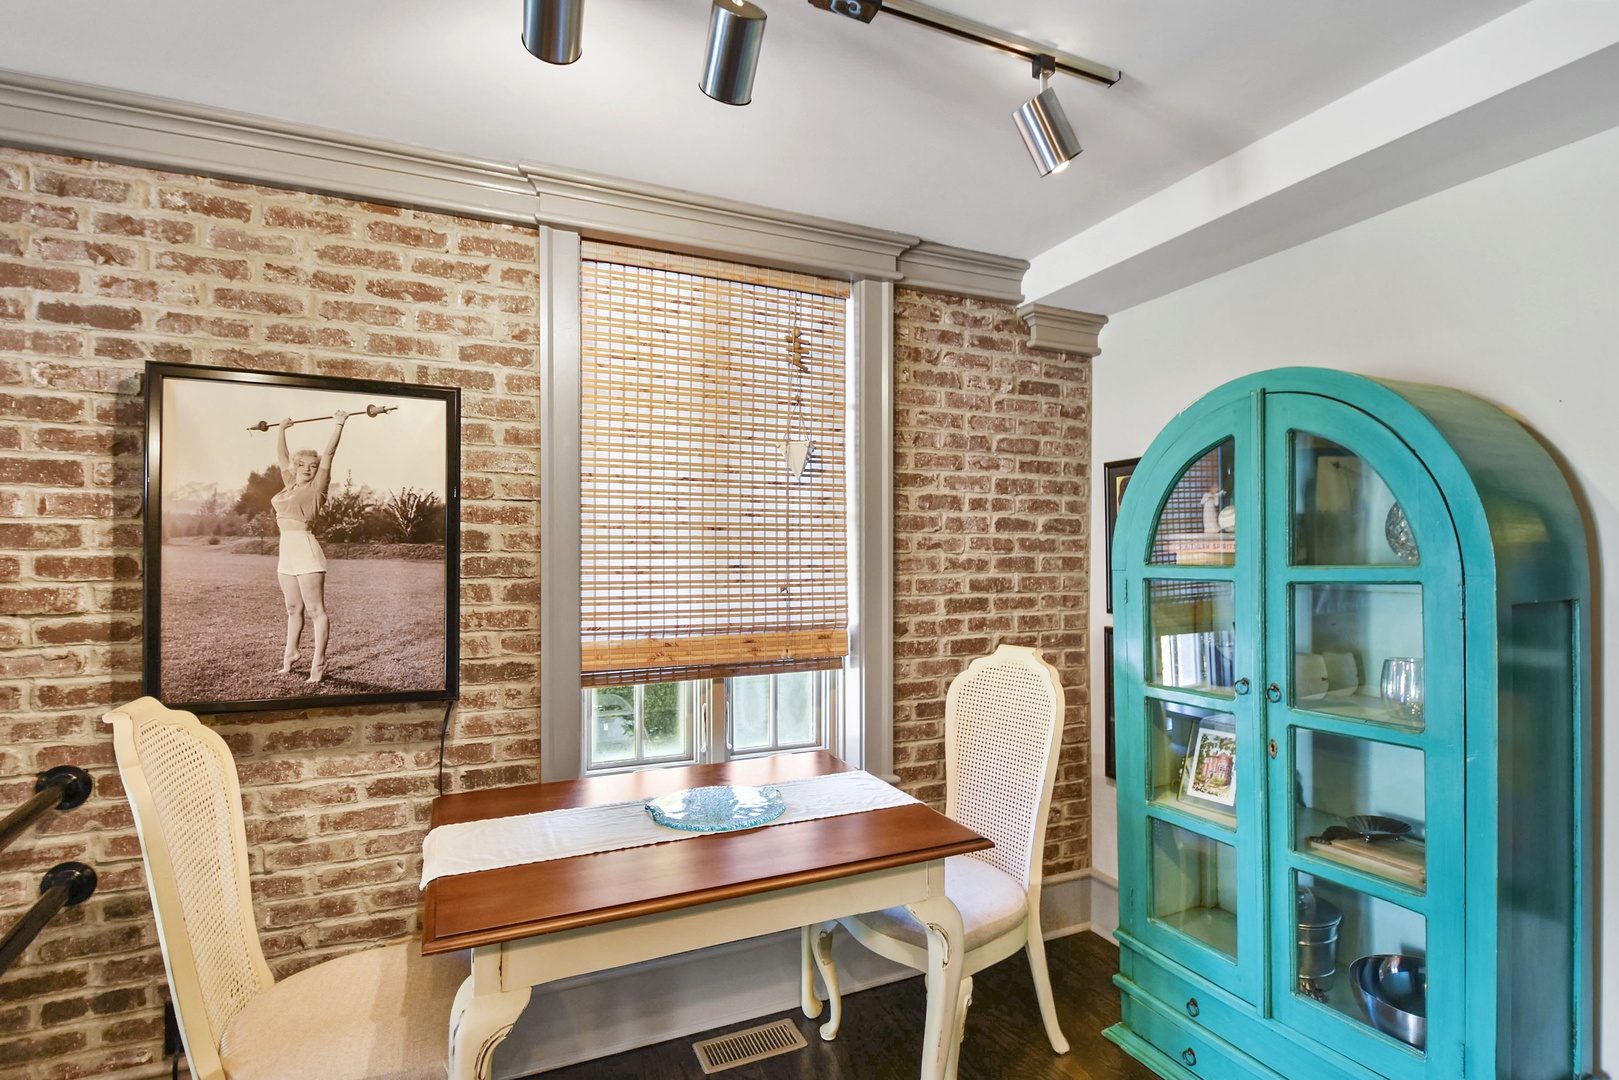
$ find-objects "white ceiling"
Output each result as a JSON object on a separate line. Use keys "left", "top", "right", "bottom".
{"left": 3, "top": 0, "right": 1617, "bottom": 313}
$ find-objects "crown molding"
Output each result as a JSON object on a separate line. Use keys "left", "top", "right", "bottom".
{"left": 0, "top": 68, "right": 1030, "bottom": 299}
{"left": 1017, "top": 303, "right": 1108, "bottom": 358}
{"left": 0, "top": 70, "right": 537, "bottom": 224}
{"left": 895, "top": 242, "right": 1027, "bottom": 303}
{"left": 520, "top": 161, "right": 916, "bottom": 282}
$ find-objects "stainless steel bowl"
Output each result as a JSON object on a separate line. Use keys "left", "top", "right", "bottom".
{"left": 1350, "top": 954, "right": 1426, "bottom": 1049}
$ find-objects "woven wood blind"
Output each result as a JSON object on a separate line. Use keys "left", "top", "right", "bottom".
{"left": 579, "top": 242, "right": 850, "bottom": 688}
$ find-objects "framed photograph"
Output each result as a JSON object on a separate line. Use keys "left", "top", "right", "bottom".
{"left": 1103, "top": 457, "right": 1139, "bottom": 614}
{"left": 1103, "top": 626, "right": 1116, "bottom": 780}
{"left": 144, "top": 362, "right": 460, "bottom": 713}
{"left": 1180, "top": 716, "right": 1237, "bottom": 810}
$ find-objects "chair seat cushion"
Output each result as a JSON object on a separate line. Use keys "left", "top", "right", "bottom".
{"left": 219, "top": 941, "right": 465, "bottom": 1080}
{"left": 850, "top": 854, "right": 1027, "bottom": 952}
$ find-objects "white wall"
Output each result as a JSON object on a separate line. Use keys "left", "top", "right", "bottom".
{"left": 1090, "top": 120, "right": 1619, "bottom": 1052}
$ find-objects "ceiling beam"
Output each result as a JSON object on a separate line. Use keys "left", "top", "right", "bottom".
{"left": 1023, "top": 0, "right": 1619, "bottom": 315}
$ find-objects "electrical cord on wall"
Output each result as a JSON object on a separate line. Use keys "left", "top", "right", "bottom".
{"left": 437, "top": 700, "right": 456, "bottom": 795}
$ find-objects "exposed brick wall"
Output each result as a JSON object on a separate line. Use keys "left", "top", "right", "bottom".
{"left": 0, "top": 147, "right": 541, "bottom": 1079}
{"left": 0, "top": 147, "right": 1094, "bottom": 1080}
{"left": 890, "top": 287, "right": 1092, "bottom": 877}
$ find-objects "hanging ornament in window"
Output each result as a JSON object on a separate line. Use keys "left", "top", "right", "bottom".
{"left": 779, "top": 327, "right": 815, "bottom": 481}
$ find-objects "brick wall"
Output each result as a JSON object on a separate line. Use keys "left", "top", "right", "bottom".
{"left": 0, "top": 147, "right": 1094, "bottom": 1080}
{"left": 0, "top": 147, "right": 542, "bottom": 1079}
{"left": 891, "top": 287, "right": 1092, "bottom": 876}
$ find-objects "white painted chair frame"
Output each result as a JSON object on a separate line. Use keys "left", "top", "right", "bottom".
{"left": 105, "top": 696, "right": 459, "bottom": 1080}
{"left": 802, "top": 644, "right": 1069, "bottom": 1076}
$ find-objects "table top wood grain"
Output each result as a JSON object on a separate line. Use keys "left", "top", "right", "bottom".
{"left": 422, "top": 752, "right": 989, "bottom": 954}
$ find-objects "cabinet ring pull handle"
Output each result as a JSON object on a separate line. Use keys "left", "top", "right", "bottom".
{"left": 1182, "top": 1047, "right": 1198, "bottom": 1067}
{"left": 1265, "top": 682, "right": 1282, "bottom": 703}
{"left": 1233, "top": 678, "right": 1250, "bottom": 696}
{"left": 1186, "top": 997, "right": 1200, "bottom": 1017}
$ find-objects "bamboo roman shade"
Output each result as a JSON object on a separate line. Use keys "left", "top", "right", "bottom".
{"left": 579, "top": 242, "right": 850, "bottom": 688}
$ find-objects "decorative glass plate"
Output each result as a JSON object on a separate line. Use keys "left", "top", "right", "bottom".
{"left": 645, "top": 784, "right": 786, "bottom": 833}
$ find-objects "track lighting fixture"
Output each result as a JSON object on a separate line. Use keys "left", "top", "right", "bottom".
{"left": 701, "top": 0, "right": 769, "bottom": 106}
{"left": 522, "top": 0, "right": 585, "bottom": 65}
{"left": 1013, "top": 56, "right": 1082, "bottom": 177}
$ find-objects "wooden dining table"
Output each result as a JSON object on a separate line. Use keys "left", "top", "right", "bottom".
{"left": 422, "top": 750, "right": 990, "bottom": 1080}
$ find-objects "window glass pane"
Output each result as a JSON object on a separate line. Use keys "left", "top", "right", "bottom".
{"left": 589, "top": 687, "right": 636, "bottom": 765}
{"left": 1293, "top": 583, "right": 1424, "bottom": 729}
{"left": 1148, "top": 580, "right": 1236, "bottom": 697}
{"left": 1150, "top": 820, "right": 1238, "bottom": 958}
{"left": 1294, "top": 730, "right": 1426, "bottom": 892}
{"left": 730, "top": 675, "right": 772, "bottom": 751}
{"left": 1294, "top": 872, "right": 1427, "bottom": 1052}
{"left": 1150, "top": 440, "right": 1236, "bottom": 566}
{"left": 641, "top": 682, "right": 689, "bottom": 759}
{"left": 1292, "top": 432, "right": 1419, "bottom": 566}
{"left": 775, "top": 671, "right": 816, "bottom": 745}
{"left": 1148, "top": 701, "right": 1237, "bottom": 827}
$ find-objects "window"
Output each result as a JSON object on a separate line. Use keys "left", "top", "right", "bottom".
{"left": 577, "top": 243, "right": 850, "bottom": 771}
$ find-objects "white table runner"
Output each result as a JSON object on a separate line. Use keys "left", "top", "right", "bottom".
{"left": 420, "top": 769, "right": 918, "bottom": 888}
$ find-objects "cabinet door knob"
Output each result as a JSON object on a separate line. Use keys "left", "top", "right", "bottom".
{"left": 1233, "top": 678, "right": 1250, "bottom": 695}
{"left": 1182, "top": 1047, "right": 1198, "bottom": 1067}
{"left": 1265, "top": 682, "right": 1282, "bottom": 702}
{"left": 1185, "top": 997, "right": 1200, "bottom": 1017}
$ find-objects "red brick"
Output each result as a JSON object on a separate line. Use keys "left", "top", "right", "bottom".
{"left": 313, "top": 244, "right": 403, "bottom": 270}
{"left": 91, "top": 211, "right": 196, "bottom": 244}
{"left": 317, "top": 299, "right": 404, "bottom": 326}
{"left": 213, "top": 288, "right": 303, "bottom": 315}
{"left": 264, "top": 205, "right": 353, "bottom": 234}
{"left": 457, "top": 234, "right": 536, "bottom": 261}
{"left": 209, "top": 226, "right": 296, "bottom": 254}
{"left": 154, "top": 250, "right": 252, "bottom": 280}
{"left": 153, "top": 311, "right": 254, "bottom": 339}
{"left": 367, "top": 221, "right": 448, "bottom": 250}
{"left": 0, "top": 196, "right": 78, "bottom": 229}
{"left": 157, "top": 188, "right": 252, "bottom": 221}
{"left": 0, "top": 262, "right": 80, "bottom": 291}
{"left": 0, "top": 456, "right": 84, "bottom": 485}
{"left": 33, "top": 237, "right": 139, "bottom": 266}
{"left": 36, "top": 301, "right": 141, "bottom": 331}
{"left": 34, "top": 170, "right": 135, "bottom": 202}
{"left": 367, "top": 278, "right": 447, "bottom": 303}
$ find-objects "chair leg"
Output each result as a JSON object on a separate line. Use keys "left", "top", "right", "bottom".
{"left": 810, "top": 923, "right": 843, "bottom": 1041}
{"left": 1025, "top": 930, "right": 1070, "bottom": 1054}
{"left": 944, "top": 974, "right": 973, "bottom": 1080}
{"left": 800, "top": 925, "right": 822, "bottom": 1019}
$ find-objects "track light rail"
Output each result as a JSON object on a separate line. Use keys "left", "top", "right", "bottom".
{"left": 864, "top": 0, "right": 1121, "bottom": 87}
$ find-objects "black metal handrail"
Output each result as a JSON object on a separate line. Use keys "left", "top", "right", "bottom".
{"left": 0, "top": 862, "right": 97, "bottom": 978}
{"left": 0, "top": 766, "right": 93, "bottom": 856}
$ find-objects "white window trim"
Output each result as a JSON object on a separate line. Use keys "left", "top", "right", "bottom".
{"left": 539, "top": 239, "right": 893, "bottom": 781}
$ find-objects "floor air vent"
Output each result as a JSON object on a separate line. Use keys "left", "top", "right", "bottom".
{"left": 692, "top": 1018, "right": 808, "bottom": 1074}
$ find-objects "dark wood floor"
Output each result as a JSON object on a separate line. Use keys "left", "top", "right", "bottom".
{"left": 535, "top": 930, "right": 1160, "bottom": 1079}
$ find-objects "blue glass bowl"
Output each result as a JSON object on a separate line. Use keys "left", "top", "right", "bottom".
{"left": 645, "top": 784, "right": 786, "bottom": 833}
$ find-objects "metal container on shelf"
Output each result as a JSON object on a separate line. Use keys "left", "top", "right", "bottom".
{"left": 1297, "top": 887, "right": 1343, "bottom": 998}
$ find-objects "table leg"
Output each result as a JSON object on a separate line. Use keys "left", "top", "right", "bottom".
{"left": 448, "top": 974, "right": 532, "bottom": 1080}
{"left": 905, "top": 893, "right": 965, "bottom": 1080}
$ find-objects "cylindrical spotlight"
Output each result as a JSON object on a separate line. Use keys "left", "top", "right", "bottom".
{"left": 701, "top": 0, "right": 768, "bottom": 106}
{"left": 1013, "top": 86, "right": 1082, "bottom": 176}
{"left": 523, "top": 0, "right": 585, "bottom": 65}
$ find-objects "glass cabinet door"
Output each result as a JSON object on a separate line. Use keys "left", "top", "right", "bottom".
{"left": 1117, "top": 399, "right": 1262, "bottom": 1003}
{"left": 1262, "top": 395, "right": 1465, "bottom": 1079}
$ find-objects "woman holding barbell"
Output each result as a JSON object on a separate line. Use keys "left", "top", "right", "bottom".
{"left": 272, "top": 409, "right": 347, "bottom": 683}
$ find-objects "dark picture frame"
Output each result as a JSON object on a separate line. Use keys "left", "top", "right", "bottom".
{"left": 1103, "top": 457, "right": 1139, "bottom": 614}
{"left": 143, "top": 362, "right": 460, "bottom": 713}
{"left": 1103, "top": 626, "right": 1116, "bottom": 780}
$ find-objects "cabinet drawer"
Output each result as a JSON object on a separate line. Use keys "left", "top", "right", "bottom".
{"left": 1121, "top": 988, "right": 1272, "bottom": 1080}
{"left": 1121, "top": 943, "right": 1251, "bottom": 1037}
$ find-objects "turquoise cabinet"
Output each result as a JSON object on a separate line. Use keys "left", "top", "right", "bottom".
{"left": 1105, "top": 369, "right": 1591, "bottom": 1080}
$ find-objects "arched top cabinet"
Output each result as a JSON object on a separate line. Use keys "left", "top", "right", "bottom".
{"left": 1105, "top": 368, "right": 1591, "bottom": 1080}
